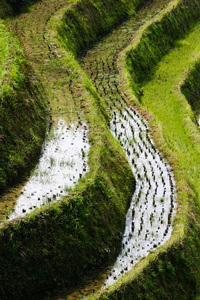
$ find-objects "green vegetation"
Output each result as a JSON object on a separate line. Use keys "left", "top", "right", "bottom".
{"left": 0, "top": 157, "right": 134, "bottom": 299}
{"left": 57, "top": 0, "right": 146, "bottom": 56}
{"left": 181, "top": 59, "right": 200, "bottom": 122}
{"left": 0, "top": 20, "right": 47, "bottom": 192}
{"left": 0, "top": 24, "right": 8, "bottom": 73}
{"left": 91, "top": 0, "right": 200, "bottom": 298}
{"left": 125, "top": 0, "right": 200, "bottom": 99}
{"left": 2, "top": 0, "right": 200, "bottom": 298}
{"left": 0, "top": 40, "right": 135, "bottom": 300}
{"left": 0, "top": 0, "right": 136, "bottom": 298}
{"left": 5, "top": 0, "right": 40, "bottom": 14}
{"left": 141, "top": 23, "right": 200, "bottom": 199}
{"left": 0, "top": 1, "right": 13, "bottom": 18}
{"left": 0, "top": 0, "right": 41, "bottom": 17}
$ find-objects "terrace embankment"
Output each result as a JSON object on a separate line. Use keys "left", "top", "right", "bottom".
{"left": 181, "top": 60, "right": 200, "bottom": 126}
{"left": 1, "top": 0, "right": 200, "bottom": 299}
{"left": 0, "top": 0, "right": 137, "bottom": 298}
{"left": 80, "top": 0, "right": 176, "bottom": 289}
{"left": 42, "top": 0, "right": 176, "bottom": 299}
{"left": 0, "top": 20, "right": 47, "bottom": 194}
{"left": 91, "top": 0, "right": 200, "bottom": 299}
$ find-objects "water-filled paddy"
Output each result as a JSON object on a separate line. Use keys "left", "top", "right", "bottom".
{"left": 1, "top": 0, "right": 89, "bottom": 222}
{"left": 81, "top": 0, "right": 176, "bottom": 286}
{"left": 1, "top": 0, "right": 179, "bottom": 298}
{"left": 41, "top": 0, "right": 176, "bottom": 298}
{"left": 105, "top": 106, "right": 176, "bottom": 286}
{"left": 8, "top": 118, "right": 89, "bottom": 220}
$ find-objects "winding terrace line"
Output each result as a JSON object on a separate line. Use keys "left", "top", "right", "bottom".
{"left": 4, "top": 0, "right": 176, "bottom": 295}
{"left": 3, "top": 0, "right": 90, "bottom": 221}
{"left": 81, "top": 0, "right": 176, "bottom": 286}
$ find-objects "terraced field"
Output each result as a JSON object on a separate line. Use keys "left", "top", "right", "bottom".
{"left": 81, "top": 1, "right": 176, "bottom": 287}
{"left": 3, "top": 0, "right": 175, "bottom": 243}
{"left": 1, "top": 0, "right": 200, "bottom": 299}
{"left": 1, "top": 0, "right": 90, "bottom": 221}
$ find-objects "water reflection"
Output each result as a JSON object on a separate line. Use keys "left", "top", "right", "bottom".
{"left": 104, "top": 107, "right": 176, "bottom": 286}
{"left": 81, "top": 0, "right": 176, "bottom": 287}
{"left": 8, "top": 118, "right": 89, "bottom": 220}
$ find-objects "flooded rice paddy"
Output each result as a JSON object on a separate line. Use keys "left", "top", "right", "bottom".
{"left": 81, "top": 0, "right": 176, "bottom": 288}
{"left": 1, "top": 0, "right": 90, "bottom": 222}
{"left": 105, "top": 107, "right": 176, "bottom": 285}
{"left": 8, "top": 119, "right": 89, "bottom": 220}
{"left": 42, "top": 0, "right": 176, "bottom": 298}
{"left": 2, "top": 0, "right": 177, "bottom": 298}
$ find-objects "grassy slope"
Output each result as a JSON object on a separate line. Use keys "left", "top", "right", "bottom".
{"left": 141, "top": 22, "right": 200, "bottom": 203}
{"left": 57, "top": 0, "right": 147, "bottom": 56}
{"left": 0, "top": 20, "right": 47, "bottom": 192}
{"left": 5, "top": 0, "right": 40, "bottom": 13}
{"left": 0, "top": 0, "right": 41, "bottom": 17}
{"left": 0, "top": 1, "right": 135, "bottom": 299}
{"left": 3, "top": 0, "right": 200, "bottom": 298}
{"left": 89, "top": 0, "right": 200, "bottom": 299}
{"left": 181, "top": 59, "right": 200, "bottom": 119}
{"left": 140, "top": 21, "right": 200, "bottom": 300}
{"left": 0, "top": 23, "right": 7, "bottom": 74}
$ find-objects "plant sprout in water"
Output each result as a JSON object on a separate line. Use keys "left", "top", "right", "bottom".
{"left": 103, "top": 108, "right": 176, "bottom": 287}
{"left": 8, "top": 118, "right": 90, "bottom": 221}
{"left": 81, "top": 8, "right": 177, "bottom": 286}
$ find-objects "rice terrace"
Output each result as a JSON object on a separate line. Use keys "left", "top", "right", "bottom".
{"left": 1, "top": 0, "right": 200, "bottom": 299}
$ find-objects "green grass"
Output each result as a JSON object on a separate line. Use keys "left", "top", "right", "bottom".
{"left": 0, "top": 20, "right": 47, "bottom": 191}
{"left": 0, "top": 1, "right": 136, "bottom": 298}
{"left": 94, "top": 0, "right": 200, "bottom": 298}
{"left": 2, "top": 0, "right": 200, "bottom": 298}
{"left": 0, "top": 23, "right": 7, "bottom": 74}
{"left": 57, "top": 0, "right": 146, "bottom": 57}
{"left": 0, "top": 21, "right": 16, "bottom": 82}
{"left": 141, "top": 21, "right": 200, "bottom": 208}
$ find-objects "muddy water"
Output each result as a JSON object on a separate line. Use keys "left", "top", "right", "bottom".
{"left": 0, "top": 0, "right": 90, "bottom": 222}
{"left": 41, "top": 0, "right": 176, "bottom": 299}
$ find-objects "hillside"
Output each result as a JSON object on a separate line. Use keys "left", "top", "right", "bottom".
{"left": 1, "top": 0, "right": 200, "bottom": 299}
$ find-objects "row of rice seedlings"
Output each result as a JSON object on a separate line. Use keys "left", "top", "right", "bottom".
{"left": 8, "top": 118, "right": 89, "bottom": 221}
{"left": 82, "top": 9, "right": 176, "bottom": 285}
{"left": 6, "top": 0, "right": 90, "bottom": 221}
